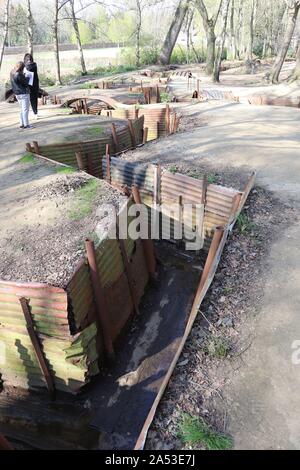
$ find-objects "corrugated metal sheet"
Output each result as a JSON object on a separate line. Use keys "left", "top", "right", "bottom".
{"left": 0, "top": 280, "right": 99, "bottom": 394}
{"left": 103, "top": 156, "right": 155, "bottom": 203}
{"left": 34, "top": 116, "right": 145, "bottom": 175}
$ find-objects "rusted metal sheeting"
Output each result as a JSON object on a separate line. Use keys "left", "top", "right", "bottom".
{"left": 111, "top": 105, "right": 169, "bottom": 141}
{"left": 32, "top": 116, "right": 144, "bottom": 176}
{"left": 0, "top": 278, "right": 99, "bottom": 393}
{"left": 102, "top": 156, "right": 155, "bottom": 201}
{"left": 248, "top": 95, "right": 300, "bottom": 108}
{"left": 37, "top": 136, "right": 115, "bottom": 178}
{"left": 132, "top": 115, "right": 144, "bottom": 145}
{"left": 67, "top": 200, "right": 149, "bottom": 347}
{"left": 198, "top": 89, "right": 239, "bottom": 102}
{"left": 0, "top": 281, "right": 69, "bottom": 337}
{"left": 161, "top": 170, "right": 240, "bottom": 248}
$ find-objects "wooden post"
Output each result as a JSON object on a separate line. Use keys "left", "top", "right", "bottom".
{"left": 142, "top": 127, "right": 149, "bottom": 145}
{"left": 111, "top": 123, "right": 120, "bottom": 153}
{"left": 197, "top": 226, "right": 224, "bottom": 293}
{"left": 76, "top": 152, "right": 85, "bottom": 171}
{"left": 26, "top": 143, "right": 32, "bottom": 153}
{"left": 201, "top": 175, "right": 208, "bottom": 206}
{"left": 153, "top": 164, "right": 162, "bottom": 205}
{"left": 106, "top": 144, "right": 111, "bottom": 183}
{"left": 84, "top": 98, "right": 88, "bottom": 114}
{"left": 127, "top": 119, "right": 136, "bottom": 148}
{"left": 19, "top": 297, "right": 55, "bottom": 398}
{"left": 165, "top": 104, "right": 170, "bottom": 135}
{"left": 85, "top": 239, "right": 114, "bottom": 360}
{"left": 229, "top": 193, "right": 242, "bottom": 224}
{"left": 87, "top": 153, "right": 94, "bottom": 176}
{"left": 115, "top": 207, "right": 140, "bottom": 316}
{"left": 132, "top": 185, "right": 156, "bottom": 277}
{"left": 156, "top": 85, "right": 160, "bottom": 103}
{"left": 197, "top": 79, "right": 200, "bottom": 99}
{"left": 134, "top": 107, "right": 139, "bottom": 119}
{"left": 33, "top": 141, "right": 39, "bottom": 154}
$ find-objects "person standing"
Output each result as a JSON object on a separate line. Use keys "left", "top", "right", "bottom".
{"left": 10, "top": 61, "right": 32, "bottom": 129}
{"left": 24, "top": 53, "right": 39, "bottom": 120}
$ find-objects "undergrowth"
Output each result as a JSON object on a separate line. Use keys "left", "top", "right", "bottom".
{"left": 178, "top": 414, "right": 233, "bottom": 450}
{"left": 69, "top": 179, "right": 100, "bottom": 220}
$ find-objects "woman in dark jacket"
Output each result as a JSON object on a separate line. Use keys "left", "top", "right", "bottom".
{"left": 10, "top": 61, "right": 32, "bottom": 129}
{"left": 24, "top": 53, "right": 39, "bottom": 119}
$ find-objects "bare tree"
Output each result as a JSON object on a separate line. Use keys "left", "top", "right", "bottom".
{"left": 270, "top": 0, "right": 300, "bottom": 83}
{"left": 53, "top": 0, "right": 61, "bottom": 84}
{"left": 158, "top": 0, "right": 191, "bottom": 65}
{"left": 0, "top": 0, "right": 10, "bottom": 71}
{"left": 195, "top": 0, "right": 223, "bottom": 75}
{"left": 69, "top": 0, "right": 87, "bottom": 75}
{"left": 26, "top": 0, "right": 34, "bottom": 55}
{"left": 289, "top": 38, "right": 300, "bottom": 80}
{"left": 246, "top": 0, "right": 257, "bottom": 61}
{"left": 135, "top": 0, "right": 142, "bottom": 67}
{"left": 53, "top": 0, "right": 70, "bottom": 85}
{"left": 213, "top": 0, "right": 231, "bottom": 82}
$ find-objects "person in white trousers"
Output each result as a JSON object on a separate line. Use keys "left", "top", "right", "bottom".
{"left": 10, "top": 62, "right": 33, "bottom": 129}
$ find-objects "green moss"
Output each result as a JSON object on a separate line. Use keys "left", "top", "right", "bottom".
{"left": 55, "top": 166, "right": 76, "bottom": 174}
{"left": 69, "top": 179, "right": 100, "bottom": 220}
{"left": 84, "top": 127, "right": 104, "bottom": 138}
{"left": 207, "top": 174, "right": 219, "bottom": 184}
{"left": 178, "top": 414, "right": 233, "bottom": 450}
{"left": 18, "top": 153, "right": 36, "bottom": 164}
{"left": 204, "top": 335, "right": 230, "bottom": 359}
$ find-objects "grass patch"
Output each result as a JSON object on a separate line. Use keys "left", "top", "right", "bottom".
{"left": 168, "top": 165, "right": 178, "bottom": 174}
{"left": 160, "top": 91, "right": 172, "bottom": 103}
{"left": 69, "top": 179, "right": 100, "bottom": 220}
{"left": 236, "top": 212, "right": 254, "bottom": 234}
{"left": 18, "top": 153, "right": 35, "bottom": 164}
{"left": 207, "top": 174, "right": 219, "bottom": 184}
{"left": 84, "top": 127, "right": 104, "bottom": 138}
{"left": 178, "top": 414, "right": 233, "bottom": 450}
{"left": 55, "top": 166, "right": 76, "bottom": 174}
{"left": 204, "top": 335, "right": 230, "bottom": 359}
{"left": 79, "top": 82, "right": 96, "bottom": 89}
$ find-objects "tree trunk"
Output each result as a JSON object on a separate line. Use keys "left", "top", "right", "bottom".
{"left": 135, "top": 0, "right": 142, "bottom": 67}
{"left": 229, "top": 0, "right": 236, "bottom": 59}
{"left": 26, "top": 0, "right": 34, "bottom": 56}
{"left": 289, "top": 38, "right": 300, "bottom": 81}
{"left": 186, "top": 10, "right": 194, "bottom": 63}
{"left": 158, "top": 0, "right": 190, "bottom": 65}
{"left": 270, "top": 1, "right": 300, "bottom": 84}
{"left": 206, "top": 25, "right": 216, "bottom": 74}
{"left": 213, "top": 0, "right": 231, "bottom": 82}
{"left": 0, "top": 0, "right": 10, "bottom": 72}
{"left": 196, "top": 0, "right": 223, "bottom": 75}
{"left": 235, "top": 0, "right": 243, "bottom": 59}
{"left": 70, "top": 0, "right": 87, "bottom": 75}
{"left": 53, "top": 0, "right": 62, "bottom": 85}
{"left": 246, "top": 0, "right": 257, "bottom": 61}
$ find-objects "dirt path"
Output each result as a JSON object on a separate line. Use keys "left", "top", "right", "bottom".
{"left": 122, "top": 101, "right": 300, "bottom": 449}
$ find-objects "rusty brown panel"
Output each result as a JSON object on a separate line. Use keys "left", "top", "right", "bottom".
{"left": 105, "top": 272, "right": 134, "bottom": 342}
{"left": 129, "top": 240, "right": 149, "bottom": 304}
{"left": 66, "top": 259, "right": 94, "bottom": 331}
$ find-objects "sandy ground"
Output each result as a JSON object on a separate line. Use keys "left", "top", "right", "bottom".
{"left": 122, "top": 100, "right": 300, "bottom": 450}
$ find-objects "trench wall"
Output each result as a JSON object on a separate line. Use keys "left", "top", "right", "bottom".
{"left": 27, "top": 116, "right": 145, "bottom": 178}
{"left": 0, "top": 199, "right": 149, "bottom": 394}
